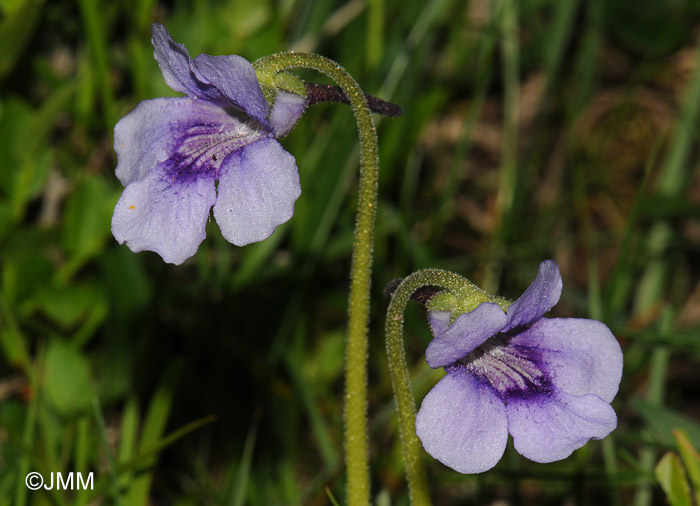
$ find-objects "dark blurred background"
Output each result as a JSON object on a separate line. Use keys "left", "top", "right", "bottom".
{"left": 1, "top": 0, "right": 700, "bottom": 504}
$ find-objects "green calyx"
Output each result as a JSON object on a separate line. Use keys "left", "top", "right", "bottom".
{"left": 427, "top": 285, "right": 511, "bottom": 324}
{"left": 273, "top": 71, "right": 307, "bottom": 97}
{"left": 254, "top": 59, "right": 307, "bottom": 108}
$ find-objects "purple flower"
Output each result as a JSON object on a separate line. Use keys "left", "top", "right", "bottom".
{"left": 416, "top": 260, "right": 623, "bottom": 473}
{"left": 111, "top": 24, "right": 307, "bottom": 264}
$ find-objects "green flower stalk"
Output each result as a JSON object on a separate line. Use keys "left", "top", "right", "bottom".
{"left": 385, "top": 269, "right": 485, "bottom": 505}
{"left": 255, "top": 53, "right": 381, "bottom": 506}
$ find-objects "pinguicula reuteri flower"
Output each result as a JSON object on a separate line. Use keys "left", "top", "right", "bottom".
{"left": 111, "top": 23, "right": 307, "bottom": 264}
{"left": 415, "top": 260, "right": 623, "bottom": 473}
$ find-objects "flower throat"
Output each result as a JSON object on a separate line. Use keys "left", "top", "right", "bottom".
{"left": 456, "top": 335, "right": 552, "bottom": 399}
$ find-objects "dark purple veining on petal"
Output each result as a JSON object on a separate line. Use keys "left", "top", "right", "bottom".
{"left": 451, "top": 335, "right": 553, "bottom": 399}
{"left": 159, "top": 118, "right": 266, "bottom": 185}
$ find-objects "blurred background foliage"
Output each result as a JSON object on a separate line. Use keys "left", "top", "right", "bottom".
{"left": 1, "top": 0, "right": 700, "bottom": 504}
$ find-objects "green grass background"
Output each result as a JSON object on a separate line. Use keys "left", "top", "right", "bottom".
{"left": 1, "top": 0, "right": 700, "bottom": 504}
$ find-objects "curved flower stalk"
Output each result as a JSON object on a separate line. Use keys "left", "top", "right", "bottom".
{"left": 252, "top": 52, "right": 382, "bottom": 506}
{"left": 416, "top": 260, "right": 623, "bottom": 473}
{"left": 111, "top": 24, "right": 306, "bottom": 264}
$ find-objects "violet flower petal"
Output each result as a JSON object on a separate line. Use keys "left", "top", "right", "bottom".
{"left": 114, "top": 98, "right": 253, "bottom": 186}
{"left": 504, "top": 260, "right": 562, "bottom": 331}
{"left": 111, "top": 168, "right": 216, "bottom": 265}
{"left": 428, "top": 310, "right": 451, "bottom": 337}
{"left": 416, "top": 371, "right": 508, "bottom": 473}
{"left": 425, "top": 303, "right": 507, "bottom": 368}
{"left": 506, "top": 389, "right": 617, "bottom": 463}
{"left": 509, "top": 318, "right": 623, "bottom": 402}
{"left": 193, "top": 54, "right": 270, "bottom": 127}
{"left": 151, "top": 24, "right": 212, "bottom": 100}
{"left": 213, "top": 138, "right": 301, "bottom": 246}
{"left": 269, "top": 91, "right": 308, "bottom": 138}
{"left": 151, "top": 24, "right": 269, "bottom": 125}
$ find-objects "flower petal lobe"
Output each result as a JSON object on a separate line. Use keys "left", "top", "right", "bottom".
{"left": 509, "top": 318, "right": 622, "bottom": 402}
{"left": 428, "top": 310, "right": 451, "bottom": 337}
{"left": 112, "top": 168, "right": 216, "bottom": 265}
{"left": 506, "top": 389, "right": 617, "bottom": 463}
{"left": 193, "top": 54, "right": 270, "bottom": 126}
{"left": 151, "top": 24, "right": 209, "bottom": 99}
{"left": 426, "top": 303, "right": 507, "bottom": 368}
{"left": 416, "top": 372, "right": 508, "bottom": 473}
{"left": 505, "top": 260, "right": 562, "bottom": 330}
{"left": 214, "top": 138, "right": 301, "bottom": 246}
{"left": 270, "top": 91, "right": 307, "bottom": 138}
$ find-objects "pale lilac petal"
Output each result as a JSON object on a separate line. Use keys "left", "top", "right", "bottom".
{"left": 111, "top": 168, "right": 216, "bottom": 265}
{"left": 504, "top": 260, "right": 562, "bottom": 331}
{"left": 213, "top": 138, "right": 301, "bottom": 246}
{"left": 151, "top": 24, "right": 212, "bottom": 99}
{"left": 114, "top": 97, "right": 239, "bottom": 186}
{"left": 193, "top": 54, "right": 269, "bottom": 127}
{"left": 151, "top": 24, "right": 269, "bottom": 120}
{"left": 506, "top": 389, "right": 617, "bottom": 463}
{"left": 114, "top": 98, "right": 257, "bottom": 186}
{"left": 416, "top": 371, "right": 508, "bottom": 473}
{"left": 428, "top": 310, "right": 451, "bottom": 337}
{"left": 426, "top": 303, "right": 507, "bottom": 368}
{"left": 114, "top": 97, "right": 191, "bottom": 185}
{"left": 508, "top": 318, "right": 623, "bottom": 402}
{"left": 270, "top": 91, "right": 307, "bottom": 138}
